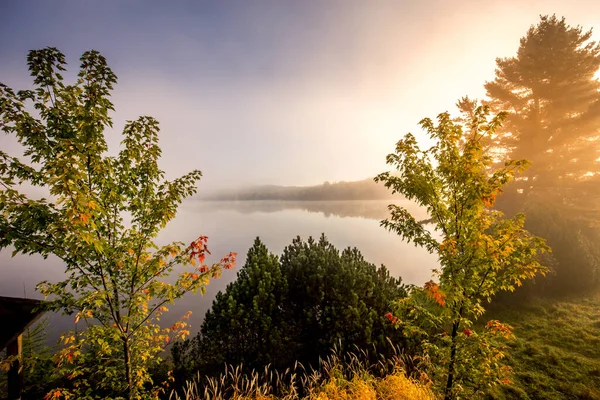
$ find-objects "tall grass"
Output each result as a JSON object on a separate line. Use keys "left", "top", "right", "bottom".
{"left": 169, "top": 345, "right": 435, "bottom": 400}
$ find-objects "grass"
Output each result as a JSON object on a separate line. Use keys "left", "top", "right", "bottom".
{"left": 170, "top": 292, "right": 600, "bottom": 399}
{"left": 169, "top": 347, "right": 435, "bottom": 400}
{"left": 486, "top": 291, "right": 600, "bottom": 400}
{"left": 311, "top": 372, "right": 434, "bottom": 400}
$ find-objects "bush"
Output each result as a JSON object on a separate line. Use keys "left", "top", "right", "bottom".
{"left": 496, "top": 189, "right": 600, "bottom": 296}
{"left": 172, "top": 235, "right": 407, "bottom": 386}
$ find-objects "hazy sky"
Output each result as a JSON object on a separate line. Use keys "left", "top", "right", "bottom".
{"left": 1, "top": 0, "right": 599, "bottom": 191}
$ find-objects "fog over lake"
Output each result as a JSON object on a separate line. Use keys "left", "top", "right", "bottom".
{"left": 0, "top": 199, "right": 439, "bottom": 344}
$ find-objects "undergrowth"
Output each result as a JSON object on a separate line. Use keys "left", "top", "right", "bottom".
{"left": 169, "top": 346, "right": 434, "bottom": 400}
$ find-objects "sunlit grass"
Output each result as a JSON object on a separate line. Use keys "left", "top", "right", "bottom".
{"left": 169, "top": 347, "right": 435, "bottom": 400}
{"left": 486, "top": 292, "right": 600, "bottom": 400}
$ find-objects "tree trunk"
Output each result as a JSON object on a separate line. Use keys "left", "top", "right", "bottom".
{"left": 123, "top": 337, "right": 132, "bottom": 399}
{"left": 444, "top": 319, "right": 460, "bottom": 400}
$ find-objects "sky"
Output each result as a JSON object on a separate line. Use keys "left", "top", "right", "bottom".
{"left": 1, "top": 0, "right": 599, "bottom": 192}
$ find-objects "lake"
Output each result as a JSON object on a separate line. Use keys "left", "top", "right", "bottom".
{"left": 0, "top": 199, "right": 439, "bottom": 344}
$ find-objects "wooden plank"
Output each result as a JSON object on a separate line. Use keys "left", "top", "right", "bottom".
{"left": 0, "top": 296, "right": 45, "bottom": 350}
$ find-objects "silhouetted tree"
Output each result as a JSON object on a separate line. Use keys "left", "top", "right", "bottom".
{"left": 485, "top": 15, "right": 600, "bottom": 292}
{"left": 485, "top": 15, "right": 600, "bottom": 194}
{"left": 203, "top": 178, "right": 398, "bottom": 201}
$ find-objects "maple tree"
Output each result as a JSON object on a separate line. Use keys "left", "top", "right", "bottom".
{"left": 0, "top": 47, "right": 236, "bottom": 399}
{"left": 375, "top": 105, "right": 549, "bottom": 399}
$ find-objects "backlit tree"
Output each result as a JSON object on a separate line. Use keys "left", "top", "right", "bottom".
{"left": 376, "top": 105, "right": 549, "bottom": 399}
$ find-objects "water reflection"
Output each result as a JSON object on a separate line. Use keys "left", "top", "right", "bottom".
{"left": 0, "top": 200, "right": 438, "bottom": 343}
{"left": 191, "top": 199, "right": 430, "bottom": 221}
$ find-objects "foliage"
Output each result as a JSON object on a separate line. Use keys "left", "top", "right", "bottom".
{"left": 0, "top": 47, "right": 236, "bottom": 399}
{"left": 279, "top": 235, "right": 407, "bottom": 367}
{"left": 486, "top": 293, "right": 600, "bottom": 400}
{"left": 172, "top": 236, "right": 407, "bottom": 384}
{"left": 170, "top": 346, "right": 435, "bottom": 400}
{"left": 0, "top": 318, "right": 57, "bottom": 399}
{"left": 485, "top": 14, "right": 600, "bottom": 188}
{"left": 375, "top": 105, "right": 549, "bottom": 399}
{"left": 21, "top": 318, "right": 61, "bottom": 399}
{"left": 174, "top": 238, "right": 289, "bottom": 378}
{"left": 484, "top": 15, "right": 600, "bottom": 293}
{"left": 519, "top": 200, "right": 600, "bottom": 293}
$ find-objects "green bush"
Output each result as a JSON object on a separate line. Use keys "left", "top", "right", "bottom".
{"left": 172, "top": 235, "right": 407, "bottom": 387}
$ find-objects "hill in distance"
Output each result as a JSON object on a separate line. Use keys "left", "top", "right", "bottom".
{"left": 198, "top": 178, "right": 400, "bottom": 201}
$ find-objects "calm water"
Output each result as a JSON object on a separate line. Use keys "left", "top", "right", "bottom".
{"left": 0, "top": 200, "right": 439, "bottom": 344}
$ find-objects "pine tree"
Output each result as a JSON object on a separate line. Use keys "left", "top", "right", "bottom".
{"left": 197, "top": 238, "right": 288, "bottom": 372}
{"left": 279, "top": 234, "right": 406, "bottom": 367}
{"left": 173, "top": 235, "right": 407, "bottom": 382}
{"left": 485, "top": 15, "right": 600, "bottom": 194}
{"left": 484, "top": 15, "right": 600, "bottom": 291}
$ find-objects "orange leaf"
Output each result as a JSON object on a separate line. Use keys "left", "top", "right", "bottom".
{"left": 424, "top": 280, "right": 446, "bottom": 306}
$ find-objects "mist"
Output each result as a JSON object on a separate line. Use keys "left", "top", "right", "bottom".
{"left": 2, "top": 0, "right": 598, "bottom": 192}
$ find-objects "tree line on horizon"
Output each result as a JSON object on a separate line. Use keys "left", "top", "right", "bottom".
{"left": 199, "top": 178, "right": 399, "bottom": 201}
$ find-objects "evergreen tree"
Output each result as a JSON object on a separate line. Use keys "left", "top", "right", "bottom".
{"left": 485, "top": 15, "right": 600, "bottom": 193}
{"left": 484, "top": 15, "right": 600, "bottom": 292}
{"left": 172, "top": 235, "right": 407, "bottom": 383}
{"left": 279, "top": 235, "right": 406, "bottom": 366}
{"left": 196, "top": 238, "right": 289, "bottom": 372}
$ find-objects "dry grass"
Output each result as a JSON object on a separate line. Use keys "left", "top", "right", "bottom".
{"left": 310, "top": 372, "right": 433, "bottom": 400}
{"left": 169, "top": 346, "right": 436, "bottom": 400}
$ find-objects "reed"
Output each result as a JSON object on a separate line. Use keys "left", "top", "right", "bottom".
{"left": 169, "top": 344, "right": 435, "bottom": 400}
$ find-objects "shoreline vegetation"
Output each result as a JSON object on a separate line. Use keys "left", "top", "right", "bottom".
{"left": 197, "top": 178, "right": 400, "bottom": 202}
{"left": 170, "top": 346, "right": 436, "bottom": 400}
{"left": 169, "top": 290, "right": 600, "bottom": 400}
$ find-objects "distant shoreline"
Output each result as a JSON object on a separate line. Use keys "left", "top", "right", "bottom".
{"left": 197, "top": 177, "right": 401, "bottom": 202}
{"left": 195, "top": 197, "right": 397, "bottom": 202}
